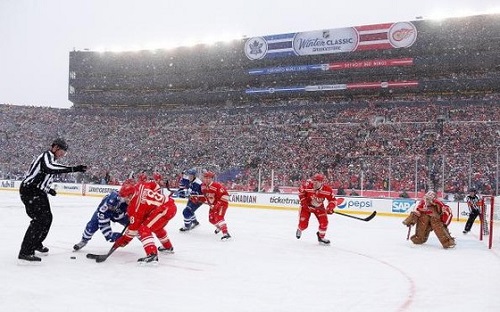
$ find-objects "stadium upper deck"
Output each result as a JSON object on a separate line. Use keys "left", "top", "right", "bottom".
{"left": 68, "top": 13, "right": 500, "bottom": 108}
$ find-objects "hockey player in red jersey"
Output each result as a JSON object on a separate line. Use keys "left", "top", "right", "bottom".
{"left": 113, "top": 180, "right": 177, "bottom": 264}
{"left": 191, "top": 171, "right": 231, "bottom": 240}
{"left": 296, "top": 173, "right": 337, "bottom": 245}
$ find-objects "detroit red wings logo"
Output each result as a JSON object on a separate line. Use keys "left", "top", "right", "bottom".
{"left": 392, "top": 28, "right": 414, "bottom": 42}
{"left": 310, "top": 195, "right": 324, "bottom": 207}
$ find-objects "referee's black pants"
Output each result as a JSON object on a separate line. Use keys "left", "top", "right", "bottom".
{"left": 464, "top": 209, "right": 480, "bottom": 232}
{"left": 19, "top": 185, "right": 53, "bottom": 256}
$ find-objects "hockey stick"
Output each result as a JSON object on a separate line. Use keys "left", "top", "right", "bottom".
{"left": 334, "top": 210, "right": 377, "bottom": 222}
{"left": 86, "top": 246, "right": 117, "bottom": 263}
{"left": 406, "top": 225, "right": 412, "bottom": 240}
{"left": 86, "top": 224, "right": 129, "bottom": 263}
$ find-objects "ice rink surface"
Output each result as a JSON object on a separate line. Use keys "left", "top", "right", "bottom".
{"left": 1, "top": 190, "right": 499, "bottom": 312}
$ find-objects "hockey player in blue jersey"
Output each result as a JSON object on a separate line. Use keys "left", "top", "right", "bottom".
{"left": 73, "top": 190, "right": 129, "bottom": 251}
{"left": 178, "top": 168, "right": 204, "bottom": 231}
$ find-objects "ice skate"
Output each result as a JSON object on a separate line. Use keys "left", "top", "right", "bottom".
{"left": 221, "top": 233, "right": 231, "bottom": 241}
{"left": 35, "top": 246, "right": 49, "bottom": 256}
{"left": 73, "top": 239, "right": 89, "bottom": 251}
{"left": 214, "top": 227, "right": 221, "bottom": 234}
{"left": 296, "top": 229, "right": 302, "bottom": 239}
{"left": 18, "top": 253, "right": 42, "bottom": 265}
{"left": 137, "top": 253, "right": 158, "bottom": 265}
{"left": 179, "top": 220, "right": 200, "bottom": 232}
{"left": 158, "top": 246, "right": 175, "bottom": 254}
{"left": 316, "top": 232, "right": 330, "bottom": 245}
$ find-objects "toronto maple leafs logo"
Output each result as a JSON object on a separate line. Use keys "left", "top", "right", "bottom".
{"left": 245, "top": 37, "right": 268, "bottom": 60}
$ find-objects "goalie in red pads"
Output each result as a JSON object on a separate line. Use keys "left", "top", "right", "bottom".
{"left": 296, "top": 173, "right": 337, "bottom": 245}
{"left": 402, "top": 191, "right": 455, "bottom": 249}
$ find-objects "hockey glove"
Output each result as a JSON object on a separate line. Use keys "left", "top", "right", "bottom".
{"left": 48, "top": 189, "right": 57, "bottom": 196}
{"left": 106, "top": 232, "right": 122, "bottom": 242}
{"left": 177, "top": 189, "right": 186, "bottom": 198}
{"left": 326, "top": 202, "right": 336, "bottom": 214}
{"left": 190, "top": 195, "right": 204, "bottom": 204}
{"left": 113, "top": 230, "right": 136, "bottom": 248}
{"left": 72, "top": 165, "right": 88, "bottom": 173}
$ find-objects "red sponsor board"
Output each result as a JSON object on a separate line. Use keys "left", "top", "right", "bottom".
{"left": 328, "top": 58, "right": 413, "bottom": 70}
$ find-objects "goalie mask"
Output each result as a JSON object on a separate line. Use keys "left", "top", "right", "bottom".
{"left": 424, "top": 191, "right": 436, "bottom": 202}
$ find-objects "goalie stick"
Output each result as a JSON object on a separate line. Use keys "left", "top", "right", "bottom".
{"left": 406, "top": 225, "right": 412, "bottom": 240}
{"left": 334, "top": 210, "right": 377, "bottom": 222}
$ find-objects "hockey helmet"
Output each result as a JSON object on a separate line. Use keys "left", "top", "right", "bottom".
{"left": 123, "top": 178, "right": 135, "bottom": 185}
{"left": 186, "top": 168, "right": 197, "bottom": 176}
{"left": 137, "top": 172, "right": 148, "bottom": 182}
{"left": 312, "top": 173, "right": 325, "bottom": 182}
{"left": 424, "top": 191, "right": 436, "bottom": 201}
{"left": 152, "top": 172, "right": 162, "bottom": 182}
{"left": 119, "top": 182, "right": 136, "bottom": 198}
{"left": 469, "top": 188, "right": 477, "bottom": 193}
{"left": 52, "top": 138, "right": 68, "bottom": 151}
{"left": 203, "top": 171, "right": 215, "bottom": 179}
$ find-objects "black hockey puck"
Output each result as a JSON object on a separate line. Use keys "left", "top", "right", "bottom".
{"left": 70, "top": 256, "right": 76, "bottom": 259}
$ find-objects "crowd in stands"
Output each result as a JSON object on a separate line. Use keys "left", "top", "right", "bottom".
{"left": 1, "top": 93, "right": 499, "bottom": 198}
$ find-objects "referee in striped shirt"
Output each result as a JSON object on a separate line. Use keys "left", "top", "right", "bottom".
{"left": 18, "top": 138, "right": 87, "bottom": 263}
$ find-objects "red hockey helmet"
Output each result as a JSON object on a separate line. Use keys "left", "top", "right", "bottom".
{"left": 119, "top": 182, "right": 136, "bottom": 198}
{"left": 312, "top": 173, "right": 325, "bottom": 182}
{"left": 137, "top": 172, "right": 148, "bottom": 182}
{"left": 152, "top": 172, "right": 162, "bottom": 182}
{"left": 123, "top": 178, "right": 135, "bottom": 185}
{"left": 203, "top": 171, "right": 215, "bottom": 179}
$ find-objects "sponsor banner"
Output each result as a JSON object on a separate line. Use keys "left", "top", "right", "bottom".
{"left": 52, "top": 183, "right": 83, "bottom": 194}
{"left": 86, "top": 184, "right": 120, "bottom": 196}
{"left": 347, "top": 81, "right": 419, "bottom": 89}
{"left": 248, "top": 64, "right": 325, "bottom": 75}
{"left": 328, "top": 58, "right": 414, "bottom": 70}
{"left": 229, "top": 192, "right": 300, "bottom": 208}
{"left": 248, "top": 58, "right": 414, "bottom": 76}
{"left": 391, "top": 199, "right": 416, "bottom": 213}
{"left": 305, "top": 84, "right": 347, "bottom": 92}
{"left": 1, "top": 181, "right": 489, "bottom": 221}
{"left": 245, "top": 86, "right": 305, "bottom": 94}
{"left": 0, "top": 180, "right": 20, "bottom": 189}
{"left": 244, "top": 22, "right": 417, "bottom": 60}
{"left": 246, "top": 80, "right": 418, "bottom": 95}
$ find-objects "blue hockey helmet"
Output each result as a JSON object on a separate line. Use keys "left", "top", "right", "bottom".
{"left": 186, "top": 168, "right": 197, "bottom": 176}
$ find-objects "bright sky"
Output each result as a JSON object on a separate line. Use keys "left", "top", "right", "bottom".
{"left": 1, "top": 190, "right": 500, "bottom": 311}
{"left": 0, "top": 0, "right": 499, "bottom": 108}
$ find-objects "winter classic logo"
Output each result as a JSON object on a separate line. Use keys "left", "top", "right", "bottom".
{"left": 292, "top": 27, "right": 359, "bottom": 56}
{"left": 244, "top": 37, "right": 268, "bottom": 60}
{"left": 388, "top": 22, "right": 417, "bottom": 48}
{"left": 392, "top": 199, "right": 416, "bottom": 213}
